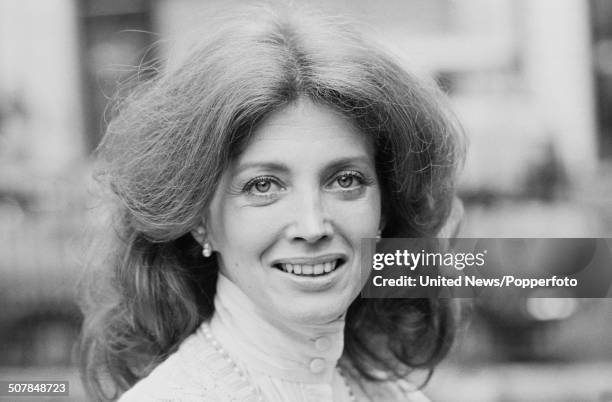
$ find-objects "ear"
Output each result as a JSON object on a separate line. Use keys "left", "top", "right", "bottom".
{"left": 201, "top": 209, "right": 217, "bottom": 248}
{"left": 438, "top": 197, "right": 464, "bottom": 238}
{"left": 378, "top": 214, "right": 387, "bottom": 235}
{"left": 191, "top": 225, "right": 206, "bottom": 246}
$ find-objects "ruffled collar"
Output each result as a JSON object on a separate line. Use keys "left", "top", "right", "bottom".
{"left": 209, "top": 274, "right": 345, "bottom": 383}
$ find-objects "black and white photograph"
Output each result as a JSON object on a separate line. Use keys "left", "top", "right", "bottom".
{"left": 1, "top": 1, "right": 611, "bottom": 401}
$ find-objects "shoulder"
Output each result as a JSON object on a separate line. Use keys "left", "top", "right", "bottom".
{"left": 118, "top": 324, "right": 249, "bottom": 402}
{"left": 117, "top": 330, "right": 213, "bottom": 402}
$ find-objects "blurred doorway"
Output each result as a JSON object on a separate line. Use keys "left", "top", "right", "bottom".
{"left": 79, "top": 0, "right": 155, "bottom": 151}
{"left": 591, "top": 0, "right": 612, "bottom": 158}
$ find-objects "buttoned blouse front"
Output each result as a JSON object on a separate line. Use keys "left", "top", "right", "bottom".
{"left": 209, "top": 274, "right": 352, "bottom": 402}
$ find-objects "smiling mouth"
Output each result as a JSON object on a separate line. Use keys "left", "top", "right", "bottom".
{"left": 273, "top": 259, "right": 345, "bottom": 277}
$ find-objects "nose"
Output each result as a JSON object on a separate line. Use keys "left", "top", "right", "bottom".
{"left": 286, "top": 192, "right": 333, "bottom": 243}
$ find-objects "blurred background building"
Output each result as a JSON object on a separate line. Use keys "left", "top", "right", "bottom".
{"left": 0, "top": 0, "right": 611, "bottom": 401}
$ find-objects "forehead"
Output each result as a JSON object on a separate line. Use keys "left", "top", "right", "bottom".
{"left": 236, "top": 100, "right": 374, "bottom": 164}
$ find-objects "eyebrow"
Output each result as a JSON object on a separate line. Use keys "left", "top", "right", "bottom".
{"left": 233, "top": 162, "right": 290, "bottom": 176}
{"left": 324, "top": 156, "right": 374, "bottom": 173}
{"left": 233, "top": 156, "right": 374, "bottom": 176}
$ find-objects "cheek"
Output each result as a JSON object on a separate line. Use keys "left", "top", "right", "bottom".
{"left": 216, "top": 205, "right": 282, "bottom": 258}
{"left": 330, "top": 191, "right": 381, "bottom": 238}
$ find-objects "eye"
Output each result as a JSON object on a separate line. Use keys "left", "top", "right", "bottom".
{"left": 255, "top": 180, "right": 271, "bottom": 193}
{"left": 243, "top": 176, "right": 284, "bottom": 196}
{"left": 337, "top": 174, "right": 355, "bottom": 188}
{"left": 329, "top": 171, "right": 365, "bottom": 190}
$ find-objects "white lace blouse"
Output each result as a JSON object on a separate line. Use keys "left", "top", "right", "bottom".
{"left": 119, "top": 274, "right": 429, "bottom": 402}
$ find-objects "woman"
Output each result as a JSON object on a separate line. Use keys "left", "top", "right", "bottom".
{"left": 81, "top": 4, "right": 464, "bottom": 401}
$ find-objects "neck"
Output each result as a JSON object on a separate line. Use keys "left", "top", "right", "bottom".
{"left": 210, "top": 274, "right": 346, "bottom": 383}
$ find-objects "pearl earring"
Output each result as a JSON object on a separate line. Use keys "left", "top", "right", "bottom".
{"left": 202, "top": 242, "right": 212, "bottom": 258}
{"left": 376, "top": 230, "right": 382, "bottom": 243}
{"left": 194, "top": 226, "right": 212, "bottom": 257}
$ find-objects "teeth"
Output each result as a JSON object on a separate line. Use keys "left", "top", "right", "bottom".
{"left": 279, "top": 260, "right": 341, "bottom": 276}
{"left": 324, "top": 262, "right": 332, "bottom": 273}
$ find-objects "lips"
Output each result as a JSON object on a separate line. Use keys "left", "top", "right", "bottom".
{"left": 272, "top": 256, "right": 346, "bottom": 277}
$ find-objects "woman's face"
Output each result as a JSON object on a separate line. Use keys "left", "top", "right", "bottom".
{"left": 206, "top": 100, "right": 381, "bottom": 325}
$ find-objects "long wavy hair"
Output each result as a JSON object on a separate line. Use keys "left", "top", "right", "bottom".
{"left": 80, "top": 4, "right": 465, "bottom": 401}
